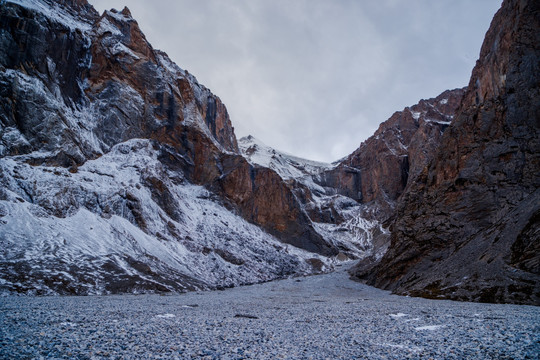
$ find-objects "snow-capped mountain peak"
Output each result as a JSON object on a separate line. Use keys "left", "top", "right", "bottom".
{"left": 239, "top": 135, "right": 334, "bottom": 181}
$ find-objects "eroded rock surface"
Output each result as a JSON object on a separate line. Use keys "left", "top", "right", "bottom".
{"left": 354, "top": 0, "right": 540, "bottom": 305}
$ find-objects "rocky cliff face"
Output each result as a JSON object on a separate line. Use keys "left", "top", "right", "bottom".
{"left": 239, "top": 135, "right": 385, "bottom": 261}
{"left": 354, "top": 0, "right": 540, "bottom": 305}
{"left": 340, "top": 89, "right": 464, "bottom": 205}
{"left": 3, "top": 0, "right": 535, "bottom": 304}
{"left": 0, "top": 0, "right": 338, "bottom": 295}
{"left": 321, "top": 88, "right": 465, "bottom": 261}
{"left": 237, "top": 86, "right": 464, "bottom": 262}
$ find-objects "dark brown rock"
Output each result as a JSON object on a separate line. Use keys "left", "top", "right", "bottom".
{"left": 216, "top": 156, "right": 337, "bottom": 256}
{"left": 357, "top": 0, "right": 540, "bottom": 305}
{"left": 314, "top": 89, "right": 464, "bottom": 260}
{"left": 340, "top": 89, "right": 464, "bottom": 207}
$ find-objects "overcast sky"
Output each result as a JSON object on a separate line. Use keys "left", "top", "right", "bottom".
{"left": 90, "top": 0, "right": 502, "bottom": 162}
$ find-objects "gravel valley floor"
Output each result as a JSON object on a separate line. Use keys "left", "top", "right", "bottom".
{"left": 1, "top": 264, "right": 539, "bottom": 359}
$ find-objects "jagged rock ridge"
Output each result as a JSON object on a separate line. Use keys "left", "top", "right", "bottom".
{"left": 2, "top": 0, "right": 535, "bottom": 306}
{"left": 239, "top": 135, "right": 385, "bottom": 261}
{"left": 353, "top": 0, "right": 540, "bottom": 305}
{"left": 328, "top": 88, "right": 466, "bottom": 263}
{"left": 238, "top": 86, "right": 465, "bottom": 263}
{"left": 0, "top": 0, "right": 339, "bottom": 295}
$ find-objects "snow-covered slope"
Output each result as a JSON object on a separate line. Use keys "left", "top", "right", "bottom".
{"left": 0, "top": 139, "right": 326, "bottom": 295}
{"left": 239, "top": 135, "right": 334, "bottom": 181}
{"left": 239, "top": 136, "right": 386, "bottom": 261}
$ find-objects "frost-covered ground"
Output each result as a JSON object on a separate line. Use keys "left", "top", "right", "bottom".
{"left": 1, "top": 264, "right": 538, "bottom": 359}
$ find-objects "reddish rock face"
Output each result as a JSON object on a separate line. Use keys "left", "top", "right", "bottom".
{"left": 6, "top": 0, "right": 537, "bottom": 301}
{"left": 86, "top": 8, "right": 336, "bottom": 255}
{"left": 356, "top": 0, "right": 540, "bottom": 305}
{"left": 87, "top": 8, "right": 238, "bottom": 154}
{"left": 215, "top": 156, "right": 337, "bottom": 256}
{"left": 0, "top": 0, "right": 336, "bottom": 258}
{"left": 322, "top": 88, "right": 464, "bottom": 219}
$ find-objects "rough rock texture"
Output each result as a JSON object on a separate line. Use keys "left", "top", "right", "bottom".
{"left": 355, "top": 0, "right": 540, "bottom": 305}
{"left": 0, "top": 0, "right": 333, "bottom": 256}
{"left": 237, "top": 87, "right": 465, "bottom": 263}
{"left": 2, "top": 267, "right": 539, "bottom": 359}
{"left": 0, "top": 0, "right": 337, "bottom": 295}
{"left": 317, "top": 89, "right": 464, "bottom": 264}
{"left": 238, "top": 135, "right": 385, "bottom": 260}
{"left": 237, "top": 85, "right": 464, "bottom": 263}
{"left": 214, "top": 154, "right": 335, "bottom": 255}
{"left": 336, "top": 88, "right": 465, "bottom": 213}
{"left": 90, "top": 5, "right": 333, "bottom": 256}
{"left": 3, "top": 0, "right": 535, "bottom": 304}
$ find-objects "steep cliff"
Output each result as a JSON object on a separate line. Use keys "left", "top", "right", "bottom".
{"left": 0, "top": 0, "right": 336, "bottom": 295}
{"left": 339, "top": 89, "right": 464, "bottom": 207}
{"left": 356, "top": 0, "right": 540, "bottom": 305}
{"left": 327, "top": 88, "right": 465, "bottom": 262}
{"left": 3, "top": 0, "right": 534, "bottom": 303}
{"left": 239, "top": 135, "right": 384, "bottom": 261}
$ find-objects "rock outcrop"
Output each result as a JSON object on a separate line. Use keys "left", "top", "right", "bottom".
{"left": 214, "top": 153, "right": 336, "bottom": 255}
{"left": 337, "top": 89, "right": 464, "bottom": 209}
{"left": 3, "top": 0, "right": 536, "bottom": 304}
{"left": 239, "top": 135, "right": 384, "bottom": 260}
{"left": 354, "top": 0, "right": 540, "bottom": 305}
{"left": 0, "top": 0, "right": 336, "bottom": 256}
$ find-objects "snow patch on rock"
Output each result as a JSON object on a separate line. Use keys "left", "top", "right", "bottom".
{"left": 8, "top": 0, "right": 93, "bottom": 32}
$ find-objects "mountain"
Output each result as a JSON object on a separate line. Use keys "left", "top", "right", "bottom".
{"left": 2, "top": 0, "right": 536, "bottom": 305}
{"left": 353, "top": 0, "right": 540, "bottom": 305}
{"left": 326, "top": 88, "right": 466, "bottom": 268}
{"left": 0, "top": 0, "right": 466, "bottom": 295}
{"left": 338, "top": 89, "right": 465, "bottom": 208}
{"left": 237, "top": 85, "right": 465, "bottom": 262}
{"left": 0, "top": 0, "right": 341, "bottom": 295}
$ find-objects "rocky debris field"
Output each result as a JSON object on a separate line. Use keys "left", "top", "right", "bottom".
{"left": 1, "top": 265, "right": 538, "bottom": 359}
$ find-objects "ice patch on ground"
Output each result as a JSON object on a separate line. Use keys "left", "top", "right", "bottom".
{"left": 415, "top": 325, "right": 444, "bottom": 331}
{"left": 389, "top": 313, "right": 407, "bottom": 318}
{"left": 378, "top": 343, "right": 423, "bottom": 352}
{"left": 155, "top": 314, "right": 175, "bottom": 319}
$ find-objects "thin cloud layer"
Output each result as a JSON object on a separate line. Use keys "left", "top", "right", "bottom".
{"left": 90, "top": 0, "right": 501, "bottom": 162}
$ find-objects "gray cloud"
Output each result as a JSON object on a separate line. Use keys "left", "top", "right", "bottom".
{"left": 90, "top": 0, "right": 501, "bottom": 162}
